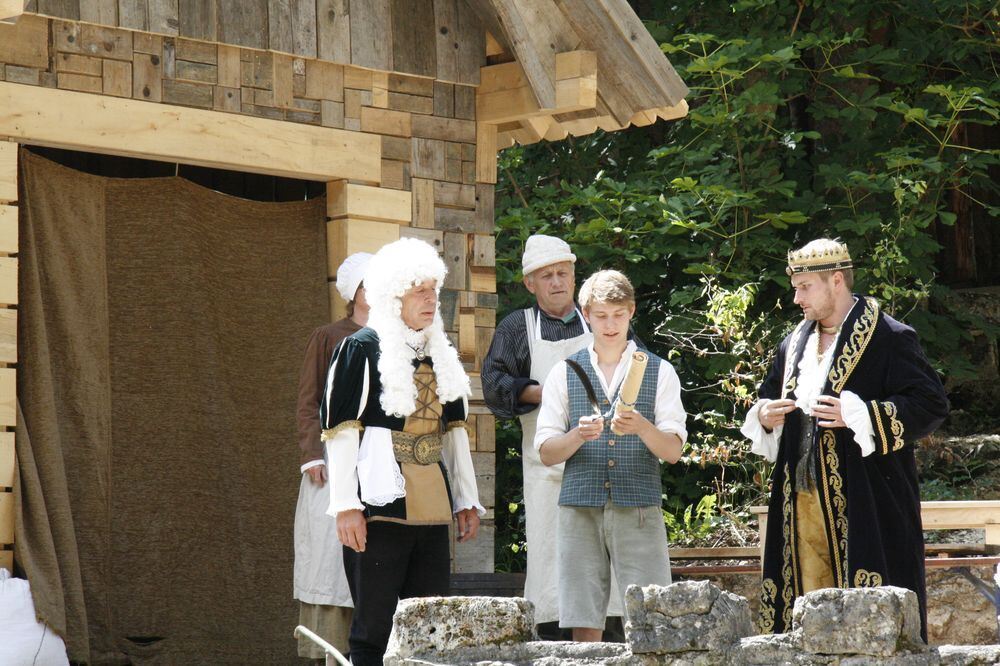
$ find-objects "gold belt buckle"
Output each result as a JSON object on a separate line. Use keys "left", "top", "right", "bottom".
{"left": 412, "top": 433, "right": 440, "bottom": 465}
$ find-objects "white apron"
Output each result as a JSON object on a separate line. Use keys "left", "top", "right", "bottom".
{"left": 293, "top": 471, "right": 354, "bottom": 607}
{"left": 519, "top": 308, "right": 622, "bottom": 623}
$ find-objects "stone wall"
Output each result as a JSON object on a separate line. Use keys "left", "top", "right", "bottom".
{"left": 385, "top": 581, "right": 1000, "bottom": 665}
{"left": 928, "top": 566, "right": 1000, "bottom": 646}
{"left": 680, "top": 564, "right": 1000, "bottom": 647}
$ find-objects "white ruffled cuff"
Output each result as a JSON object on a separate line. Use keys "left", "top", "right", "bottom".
{"left": 741, "top": 399, "right": 782, "bottom": 463}
{"left": 357, "top": 427, "right": 406, "bottom": 506}
{"left": 443, "top": 426, "right": 486, "bottom": 516}
{"left": 300, "top": 459, "right": 325, "bottom": 474}
{"left": 840, "top": 390, "right": 876, "bottom": 457}
{"left": 325, "top": 428, "right": 364, "bottom": 516}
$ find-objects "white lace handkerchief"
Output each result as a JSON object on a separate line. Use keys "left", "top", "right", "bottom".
{"left": 357, "top": 427, "right": 406, "bottom": 506}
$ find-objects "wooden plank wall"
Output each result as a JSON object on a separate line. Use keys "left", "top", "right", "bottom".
{"left": 23, "top": 0, "right": 486, "bottom": 85}
{"left": 0, "top": 139, "right": 15, "bottom": 572}
{"left": 0, "top": 11, "right": 500, "bottom": 571}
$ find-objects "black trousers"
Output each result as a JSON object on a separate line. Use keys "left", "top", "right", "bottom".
{"left": 342, "top": 521, "right": 450, "bottom": 666}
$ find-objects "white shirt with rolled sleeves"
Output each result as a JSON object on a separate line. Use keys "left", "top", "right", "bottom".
{"left": 534, "top": 341, "right": 688, "bottom": 454}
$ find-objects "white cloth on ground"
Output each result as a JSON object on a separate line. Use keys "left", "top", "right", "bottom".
{"left": 0, "top": 568, "right": 70, "bottom": 666}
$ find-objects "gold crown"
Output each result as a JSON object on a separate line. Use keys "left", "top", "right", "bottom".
{"left": 786, "top": 241, "right": 853, "bottom": 276}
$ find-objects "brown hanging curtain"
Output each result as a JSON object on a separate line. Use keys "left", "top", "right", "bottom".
{"left": 15, "top": 149, "right": 329, "bottom": 664}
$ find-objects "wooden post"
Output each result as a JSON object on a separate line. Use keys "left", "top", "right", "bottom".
{"left": 0, "top": 139, "right": 16, "bottom": 571}
{"left": 326, "top": 181, "right": 409, "bottom": 320}
{"left": 0, "top": 0, "right": 24, "bottom": 22}
{"left": 476, "top": 123, "right": 497, "bottom": 184}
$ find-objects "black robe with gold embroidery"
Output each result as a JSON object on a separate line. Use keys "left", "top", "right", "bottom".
{"left": 757, "top": 296, "right": 948, "bottom": 639}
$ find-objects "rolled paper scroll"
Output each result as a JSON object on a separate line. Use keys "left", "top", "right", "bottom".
{"left": 611, "top": 351, "right": 648, "bottom": 435}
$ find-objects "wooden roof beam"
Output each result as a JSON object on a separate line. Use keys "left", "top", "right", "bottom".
{"left": 655, "top": 101, "right": 689, "bottom": 122}
{"left": 508, "top": 116, "right": 553, "bottom": 144}
{"left": 0, "top": 82, "right": 381, "bottom": 183}
{"left": 496, "top": 131, "right": 517, "bottom": 149}
{"left": 543, "top": 121, "right": 568, "bottom": 141}
{"left": 466, "top": 0, "right": 584, "bottom": 110}
{"left": 477, "top": 50, "right": 597, "bottom": 124}
{"left": 485, "top": 0, "right": 556, "bottom": 108}
{"left": 555, "top": 0, "right": 688, "bottom": 112}
{"left": 485, "top": 31, "right": 508, "bottom": 57}
{"left": 629, "top": 109, "right": 658, "bottom": 127}
{"left": 596, "top": 0, "right": 688, "bottom": 103}
{"left": 0, "top": 0, "right": 25, "bottom": 22}
{"left": 464, "top": 0, "right": 514, "bottom": 53}
{"left": 590, "top": 81, "right": 633, "bottom": 126}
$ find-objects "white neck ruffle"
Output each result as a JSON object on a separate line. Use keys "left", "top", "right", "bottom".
{"left": 368, "top": 308, "right": 470, "bottom": 418}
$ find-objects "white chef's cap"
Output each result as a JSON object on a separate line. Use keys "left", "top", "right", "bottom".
{"left": 336, "top": 252, "right": 372, "bottom": 302}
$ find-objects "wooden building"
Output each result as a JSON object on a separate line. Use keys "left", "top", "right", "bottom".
{"left": 0, "top": 0, "right": 687, "bottom": 661}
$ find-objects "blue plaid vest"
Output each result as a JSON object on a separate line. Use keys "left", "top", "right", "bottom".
{"left": 560, "top": 348, "right": 662, "bottom": 508}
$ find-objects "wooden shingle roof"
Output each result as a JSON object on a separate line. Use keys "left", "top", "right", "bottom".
{"left": 6, "top": 0, "right": 687, "bottom": 145}
{"left": 467, "top": 0, "right": 689, "bottom": 145}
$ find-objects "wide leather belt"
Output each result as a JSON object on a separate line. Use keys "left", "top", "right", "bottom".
{"left": 391, "top": 431, "right": 442, "bottom": 465}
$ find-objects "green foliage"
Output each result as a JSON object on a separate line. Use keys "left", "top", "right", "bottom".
{"left": 495, "top": 420, "right": 527, "bottom": 572}
{"left": 663, "top": 494, "right": 725, "bottom": 545}
{"left": 917, "top": 437, "right": 1000, "bottom": 502}
{"left": 493, "top": 0, "right": 999, "bottom": 570}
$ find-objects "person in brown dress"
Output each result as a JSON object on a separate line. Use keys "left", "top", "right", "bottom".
{"left": 292, "top": 252, "right": 371, "bottom": 661}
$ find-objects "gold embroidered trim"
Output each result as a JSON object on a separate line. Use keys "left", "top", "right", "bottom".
{"left": 871, "top": 400, "right": 889, "bottom": 456}
{"left": 321, "top": 420, "right": 363, "bottom": 441}
{"left": 781, "top": 321, "right": 809, "bottom": 399}
{"left": 759, "top": 578, "right": 778, "bottom": 634}
{"left": 829, "top": 297, "right": 879, "bottom": 392}
{"left": 883, "top": 401, "right": 905, "bottom": 450}
{"left": 818, "top": 429, "right": 849, "bottom": 587}
{"left": 781, "top": 462, "right": 796, "bottom": 629}
{"left": 446, "top": 420, "right": 471, "bottom": 435}
{"left": 392, "top": 431, "right": 443, "bottom": 465}
{"left": 854, "top": 569, "right": 883, "bottom": 587}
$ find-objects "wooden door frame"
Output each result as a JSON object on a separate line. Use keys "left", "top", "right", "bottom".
{"left": 0, "top": 80, "right": 398, "bottom": 569}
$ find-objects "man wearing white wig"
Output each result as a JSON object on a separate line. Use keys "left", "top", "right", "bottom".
{"left": 293, "top": 251, "right": 371, "bottom": 659}
{"left": 321, "top": 238, "right": 484, "bottom": 666}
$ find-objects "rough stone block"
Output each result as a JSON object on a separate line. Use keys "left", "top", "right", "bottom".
{"left": 793, "top": 586, "right": 923, "bottom": 657}
{"left": 737, "top": 632, "right": 814, "bottom": 664}
{"left": 389, "top": 639, "right": 631, "bottom": 665}
{"left": 385, "top": 596, "right": 535, "bottom": 664}
{"left": 625, "top": 580, "right": 754, "bottom": 654}
{"left": 937, "top": 644, "right": 1000, "bottom": 665}
{"left": 927, "top": 564, "right": 1000, "bottom": 645}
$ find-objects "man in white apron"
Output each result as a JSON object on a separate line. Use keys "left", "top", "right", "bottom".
{"left": 293, "top": 252, "right": 370, "bottom": 660}
{"left": 483, "top": 235, "right": 622, "bottom": 634}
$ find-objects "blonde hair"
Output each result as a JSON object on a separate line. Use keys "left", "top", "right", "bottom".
{"left": 578, "top": 270, "right": 635, "bottom": 310}
{"left": 817, "top": 267, "right": 854, "bottom": 289}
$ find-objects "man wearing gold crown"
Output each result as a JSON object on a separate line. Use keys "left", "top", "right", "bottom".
{"left": 741, "top": 238, "right": 948, "bottom": 640}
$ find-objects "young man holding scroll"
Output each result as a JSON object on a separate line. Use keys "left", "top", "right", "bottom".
{"left": 534, "top": 269, "right": 687, "bottom": 642}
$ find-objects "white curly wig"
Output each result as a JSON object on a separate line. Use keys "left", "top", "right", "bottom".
{"left": 364, "top": 237, "right": 471, "bottom": 418}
